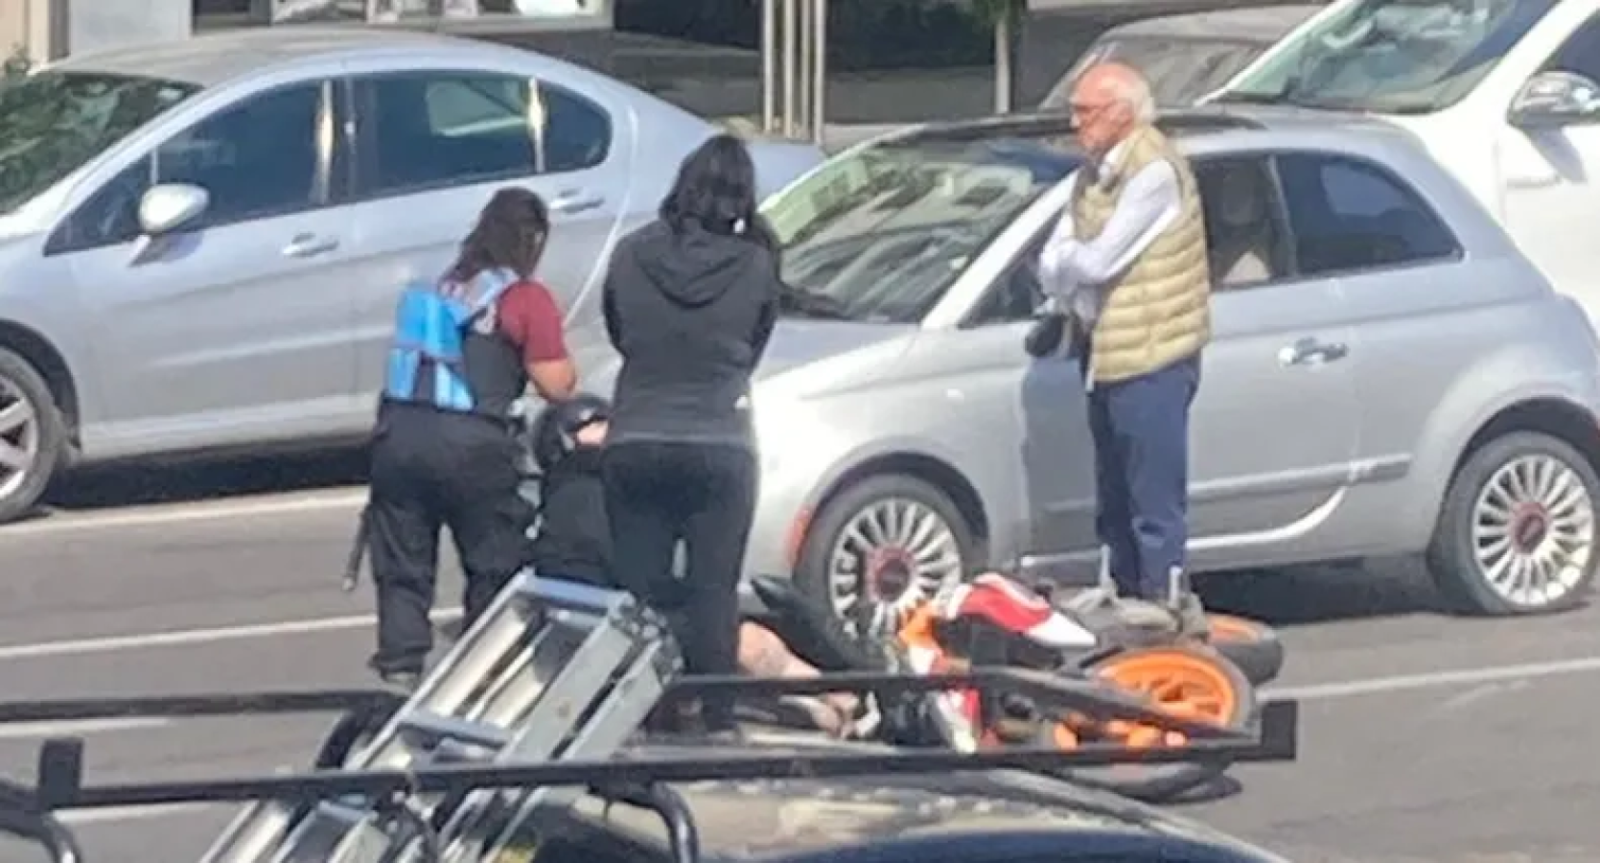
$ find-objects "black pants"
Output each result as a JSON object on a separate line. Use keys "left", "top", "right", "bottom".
{"left": 367, "top": 403, "right": 533, "bottom": 676}
{"left": 601, "top": 440, "right": 757, "bottom": 730}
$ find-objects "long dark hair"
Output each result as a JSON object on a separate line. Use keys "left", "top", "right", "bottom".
{"left": 660, "top": 134, "right": 763, "bottom": 242}
{"left": 446, "top": 187, "right": 550, "bottom": 283}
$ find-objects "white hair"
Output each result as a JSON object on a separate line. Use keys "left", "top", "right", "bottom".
{"left": 1111, "top": 73, "right": 1156, "bottom": 122}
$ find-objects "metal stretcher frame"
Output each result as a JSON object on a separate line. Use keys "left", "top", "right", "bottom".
{"left": 0, "top": 670, "right": 1297, "bottom": 863}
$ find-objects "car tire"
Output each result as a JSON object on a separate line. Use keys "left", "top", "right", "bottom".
{"left": 1426, "top": 431, "right": 1600, "bottom": 615}
{"left": 794, "top": 473, "right": 978, "bottom": 642}
{"left": 1205, "top": 614, "right": 1285, "bottom": 688}
{"left": 0, "top": 347, "right": 64, "bottom": 525}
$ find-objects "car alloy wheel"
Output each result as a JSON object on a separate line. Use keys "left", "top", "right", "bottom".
{"left": 1469, "top": 453, "right": 1595, "bottom": 608}
{"left": 0, "top": 376, "right": 39, "bottom": 502}
{"left": 825, "top": 496, "right": 965, "bottom": 639}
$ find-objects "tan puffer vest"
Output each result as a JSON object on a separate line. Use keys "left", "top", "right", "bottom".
{"left": 1071, "top": 125, "right": 1211, "bottom": 384}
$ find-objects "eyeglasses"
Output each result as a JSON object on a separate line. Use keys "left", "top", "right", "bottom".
{"left": 1069, "top": 101, "right": 1114, "bottom": 123}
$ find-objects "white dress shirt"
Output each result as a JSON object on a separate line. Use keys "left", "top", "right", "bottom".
{"left": 1037, "top": 138, "right": 1183, "bottom": 326}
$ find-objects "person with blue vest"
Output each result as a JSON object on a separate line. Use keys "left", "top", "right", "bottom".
{"left": 367, "top": 187, "right": 577, "bottom": 689}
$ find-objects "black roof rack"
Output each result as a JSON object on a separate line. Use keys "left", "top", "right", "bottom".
{"left": 0, "top": 669, "right": 1298, "bottom": 863}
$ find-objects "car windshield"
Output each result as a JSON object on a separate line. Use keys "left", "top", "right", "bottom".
{"left": 762, "top": 135, "right": 1079, "bottom": 324}
{"left": 1044, "top": 37, "right": 1281, "bottom": 108}
{"left": 0, "top": 70, "right": 198, "bottom": 214}
{"left": 1215, "top": 0, "right": 1558, "bottom": 114}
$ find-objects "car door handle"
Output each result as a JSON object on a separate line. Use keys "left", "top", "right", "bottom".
{"left": 1277, "top": 337, "right": 1349, "bottom": 367}
{"left": 548, "top": 189, "right": 604, "bottom": 215}
{"left": 282, "top": 233, "right": 340, "bottom": 259}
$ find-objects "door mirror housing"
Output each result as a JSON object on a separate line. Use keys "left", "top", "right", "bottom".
{"left": 138, "top": 183, "right": 209, "bottom": 235}
{"left": 1509, "top": 71, "right": 1600, "bottom": 129}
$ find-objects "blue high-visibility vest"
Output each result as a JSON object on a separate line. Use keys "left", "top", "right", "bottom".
{"left": 382, "top": 268, "right": 517, "bottom": 414}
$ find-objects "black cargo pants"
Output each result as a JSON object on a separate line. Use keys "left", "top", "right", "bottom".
{"left": 366, "top": 401, "right": 534, "bottom": 676}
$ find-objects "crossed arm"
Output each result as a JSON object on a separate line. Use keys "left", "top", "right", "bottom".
{"left": 1036, "top": 160, "right": 1182, "bottom": 316}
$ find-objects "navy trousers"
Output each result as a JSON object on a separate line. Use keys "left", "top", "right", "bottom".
{"left": 1085, "top": 354, "right": 1202, "bottom": 600}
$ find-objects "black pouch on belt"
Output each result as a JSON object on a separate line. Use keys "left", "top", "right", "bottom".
{"left": 1024, "top": 312, "right": 1066, "bottom": 358}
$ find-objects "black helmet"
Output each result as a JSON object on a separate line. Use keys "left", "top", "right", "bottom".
{"left": 531, "top": 393, "right": 611, "bottom": 473}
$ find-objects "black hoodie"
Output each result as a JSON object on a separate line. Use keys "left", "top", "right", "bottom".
{"left": 602, "top": 219, "right": 781, "bottom": 448}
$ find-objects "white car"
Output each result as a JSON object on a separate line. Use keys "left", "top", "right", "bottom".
{"left": 1211, "top": 0, "right": 1600, "bottom": 326}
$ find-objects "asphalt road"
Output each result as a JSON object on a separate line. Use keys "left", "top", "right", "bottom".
{"left": 1, "top": 459, "right": 1599, "bottom": 862}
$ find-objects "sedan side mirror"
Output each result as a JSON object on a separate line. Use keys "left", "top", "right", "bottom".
{"left": 137, "top": 183, "right": 210, "bottom": 236}
{"left": 1509, "top": 71, "right": 1600, "bottom": 129}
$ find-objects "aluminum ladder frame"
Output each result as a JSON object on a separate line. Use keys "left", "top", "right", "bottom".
{"left": 199, "top": 573, "right": 681, "bottom": 863}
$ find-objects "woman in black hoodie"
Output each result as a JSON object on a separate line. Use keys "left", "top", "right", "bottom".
{"left": 600, "top": 134, "right": 781, "bottom": 735}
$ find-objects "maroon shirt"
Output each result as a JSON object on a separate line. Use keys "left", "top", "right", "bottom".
{"left": 497, "top": 280, "right": 569, "bottom": 365}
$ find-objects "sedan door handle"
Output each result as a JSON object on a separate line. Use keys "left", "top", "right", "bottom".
{"left": 548, "top": 189, "right": 605, "bottom": 215}
{"left": 1278, "top": 337, "right": 1349, "bottom": 367}
{"left": 282, "top": 233, "right": 340, "bottom": 259}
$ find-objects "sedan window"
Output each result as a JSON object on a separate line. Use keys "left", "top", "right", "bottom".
{"left": 155, "top": 82, "right": 325, "bottom": 224}
{"left": 1539, "top": 12, "right": 1600, "bottom": 82}
{"left": 49, "top": 82, "right": 325, "bottom": 252}
{"left": 352, "top": 71, "right": 611, "bottom": 199}
{"left": 1274, "top": 151, "right": 1460, "bottom": 277}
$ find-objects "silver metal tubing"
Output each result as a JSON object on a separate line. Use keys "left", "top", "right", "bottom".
{"left": 781, "top": 0, "right": 798, "bottom": 137}
{"left": 811, "top": 0, "right": 828, "bottom": 146}
{"left": 797, "top": 0, "right": 811, "bottom": 135}
{"left": 994, "top": 2, "right": 1014, "bottom": 113}
{"left": 760, "top": 0, "right": 778, "bottom": 132}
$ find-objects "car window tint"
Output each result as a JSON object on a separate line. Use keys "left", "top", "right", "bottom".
{"left": 153, "top": 83, "right": 324, "bottom": 226}
{"left": 1541, "top": 14, "right": 1600, "bottom": 80}
{"left": 48, "top": 82, "right": 324, "bottom": 253}
{"left": 54, "top": 155, "right": 153, "bottom": 251}
{"left": 356, "top": 71, "right": 610, "bottom": 198}
{"left": 1191, "top": 156, "right": 1291, "bottom": 291}
{"left": 1274, "top": 152, "right": 1459, "bottom": 277}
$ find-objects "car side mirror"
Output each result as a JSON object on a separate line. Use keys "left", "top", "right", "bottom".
{"left": 137, "top": 183, "right": 209, "bottom": 236}
{"left": 1509, "top": 71, "right": 1600, "bottom": 129}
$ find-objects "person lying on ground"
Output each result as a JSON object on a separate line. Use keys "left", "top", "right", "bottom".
{"left": 526, "top": 396, "right": 865, "bottom": 736}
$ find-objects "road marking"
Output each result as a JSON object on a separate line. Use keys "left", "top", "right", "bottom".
{"left": 1271, "top": 654, "right": 1600, "bottom": 701}
{"left": 0, "top": 607, "right": 463, "bottom": 661}
{"left": 0, "top": 488, "right": 368, "bottom": 539}
{"left": 0, "top": 717, "right": 169, "bottom": 739}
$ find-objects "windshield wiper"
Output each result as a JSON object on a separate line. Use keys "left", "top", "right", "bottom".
{"left": 1210, "top": 91, "right": 1291, "bottom": 106}
{"left": 778, "top": 282, "right": 854, "bottom": 320}
{"left": 1212, "top": 88, "right": 1372, "bottom": 112}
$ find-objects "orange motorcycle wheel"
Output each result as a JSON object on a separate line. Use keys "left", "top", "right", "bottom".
{"left": 1040, "top": 644, "right": 1256, "bottom": 803}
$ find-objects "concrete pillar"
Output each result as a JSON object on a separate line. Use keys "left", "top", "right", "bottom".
{"left": 0, "top": 0, "right": 193, "bottom": 65}
{"left": 0, "top": 0, "right": 62, "bottom": 65}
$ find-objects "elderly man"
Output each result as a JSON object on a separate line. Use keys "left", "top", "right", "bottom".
{"left": 1037, "top": 62, "right": 1211, "bottom": 622}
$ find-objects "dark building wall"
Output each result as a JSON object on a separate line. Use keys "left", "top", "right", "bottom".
{"left": 604, "top": 0, "right": 1276, "bottom": 122}
{"left": 187, "top": 1, "right": 1293, "bottom": 125}
{"left": 616, "top": 0, "right": 995, "bottom": 71}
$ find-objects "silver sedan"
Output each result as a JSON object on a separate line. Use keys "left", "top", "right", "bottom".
{"left": 0, "top": 26, "right": 823, "bottom": 521}
{"left": 700, "top": 107, "right": 1600, "bottom": 631}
